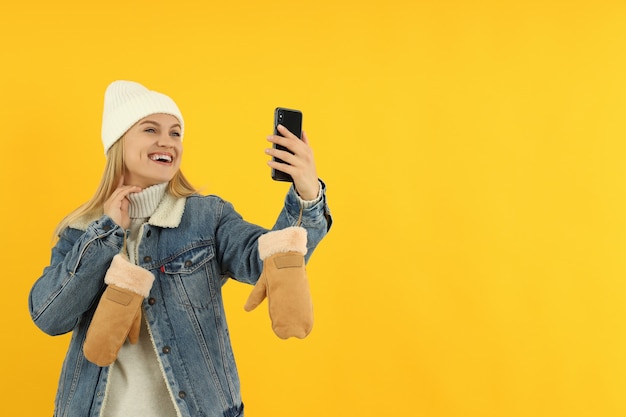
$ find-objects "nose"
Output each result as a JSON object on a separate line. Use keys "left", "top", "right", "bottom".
{"left": 157, "top": 132, "right": 177, "bottom": 148}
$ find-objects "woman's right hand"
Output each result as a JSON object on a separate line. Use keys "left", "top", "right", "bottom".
{"left": 103, "top": 177, "right": 141, "bottom": 229}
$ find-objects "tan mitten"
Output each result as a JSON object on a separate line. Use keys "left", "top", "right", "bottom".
{"left": 127, "top": 307, "right": 142, "bottom": 345}
{"left": 244, "top": 226, "right": 312, "bottom": 339}
{"left": 83, "top": 254, "right": 154, "bottom": 366}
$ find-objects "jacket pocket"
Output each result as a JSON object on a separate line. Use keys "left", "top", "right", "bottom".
{"left": 160, "top": 240, "right": 217, "bottom": 309}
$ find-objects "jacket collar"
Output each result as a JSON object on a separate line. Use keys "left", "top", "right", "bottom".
{"left": 69, "top": 193, "right": 187, "bottom": 231}
{"left": 148, "top": 192, "right": 187, "bottom": 228}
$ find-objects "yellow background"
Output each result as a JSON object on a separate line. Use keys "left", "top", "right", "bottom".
{"left": 2, "top": 0, "right": 626, "bottom": 416}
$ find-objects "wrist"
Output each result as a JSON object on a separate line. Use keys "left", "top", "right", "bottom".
{"left": 295, "top": 181, "right": 322, "bottom": 209}
{"left": 296, "top": 181, "right": 320, "bottom": 202}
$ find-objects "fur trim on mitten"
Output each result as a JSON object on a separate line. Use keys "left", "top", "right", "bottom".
{"left": 258, "top": 226, "right": 307, "bottom": 260}
{"left": 104, "top": 254, "right": 154, "bottom": 297}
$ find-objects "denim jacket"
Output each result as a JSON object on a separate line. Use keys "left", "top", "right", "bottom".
{"left": 29, "top": 183, "right": 332, "bottom": 417}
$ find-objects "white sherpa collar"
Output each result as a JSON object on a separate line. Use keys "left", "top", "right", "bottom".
{"left": 147, "top": 192, "right": 186, "bottom": 228}
{"left": 69, "top": 192, "right": 187, "bottom": 231}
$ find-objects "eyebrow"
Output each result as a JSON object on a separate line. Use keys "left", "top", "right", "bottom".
{"left": 139, "top": 119, "right": 182, "bottom": 129}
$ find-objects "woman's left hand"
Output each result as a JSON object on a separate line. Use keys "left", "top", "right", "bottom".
{"left": 266, "top": 124, "right": 320, "bottom": 200}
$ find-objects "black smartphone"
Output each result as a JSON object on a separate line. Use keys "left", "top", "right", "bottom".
{"left": 272, "top": 107, "right": 303, "bottom": 182}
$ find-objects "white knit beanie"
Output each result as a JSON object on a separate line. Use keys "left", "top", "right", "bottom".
{"left": 101, "top": 80, "right": 184, "bottom": 156}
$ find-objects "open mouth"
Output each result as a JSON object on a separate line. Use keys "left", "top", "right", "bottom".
{"left": 149, "top": 153, "right": 173, "bottom": 164}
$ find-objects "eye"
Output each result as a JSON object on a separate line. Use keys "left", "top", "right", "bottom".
{"left": 144, "top": 128, "right": 157, "bottom": 133}
{"left": 170, "top": 131, "right": 181, "bottom": 137}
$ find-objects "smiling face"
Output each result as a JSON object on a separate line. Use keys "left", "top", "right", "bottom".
{"left": 122, "top": 113, "right": 183, "bottom": 188}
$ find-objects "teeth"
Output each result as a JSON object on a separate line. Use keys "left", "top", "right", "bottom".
{"left": 150, "top": 154, "right": 172, "bottom": 162}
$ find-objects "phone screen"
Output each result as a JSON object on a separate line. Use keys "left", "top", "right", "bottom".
{"left": 272, "top": 107, "right": 303, "bottom": 182}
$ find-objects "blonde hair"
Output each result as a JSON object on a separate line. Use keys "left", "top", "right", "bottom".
{"left": 53, "top": 138, "right": 196, "bottom": 239}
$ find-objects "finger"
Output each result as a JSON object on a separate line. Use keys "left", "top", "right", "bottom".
{"left": 267, "top": 160, "right": 294, "bottom": 177}
{"left": 124, "top": 185, "right": 142, "bottom": 195}
{"left": 267, "top": 132, "right": 295, "bottom": 148}
{"left": 117, "top": 185, "right": 142, "bottom": 197}
{"left": 107, "top": 186, "right": 141, "bottom": 208}
{"left": 276, "top": 124, "right": 299, "bottom": 139}
{"left": 266, "top": 136, "right": 295, "bottom": 158}
{"left": 301, "top": 130, "right": 310, "bottom": 146}
{"left": 268, "top": 135, "right": 306, "bottom": 158}
{"left": 266, "top": 146, "right": 297, "bottom": 164}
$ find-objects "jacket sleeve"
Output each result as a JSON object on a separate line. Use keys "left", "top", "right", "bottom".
{"left": 28, "top": 216, "right": 126, "bottom": 336}
{"left": 272, "top": 180, "right": 332, "bottom": 258}
{"left": 215, "top": 180, "right": 332, "bottom": 285}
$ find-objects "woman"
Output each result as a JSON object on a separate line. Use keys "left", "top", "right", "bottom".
{"left": 28, "top": 80, "right": 332, "bottom": 417}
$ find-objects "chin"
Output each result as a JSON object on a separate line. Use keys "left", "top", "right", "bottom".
{"left": 155, "top": 178, "right": 174, "bottom": 186}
